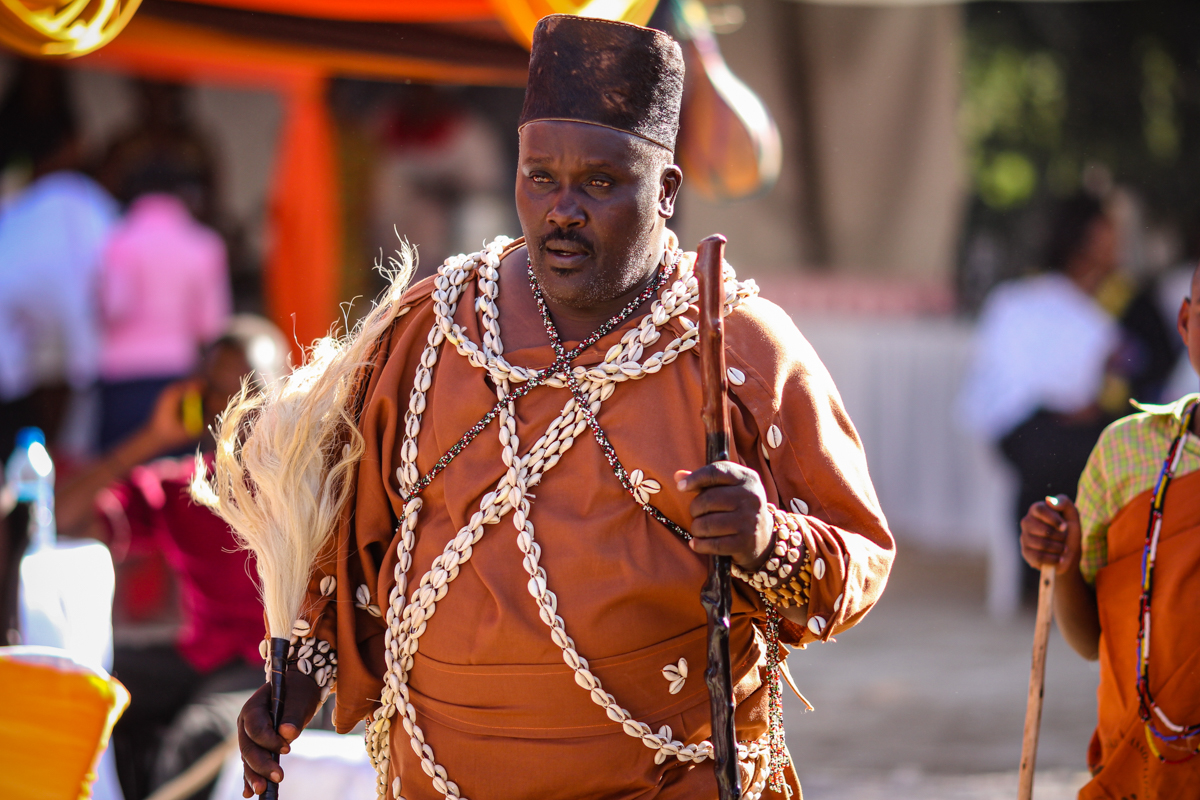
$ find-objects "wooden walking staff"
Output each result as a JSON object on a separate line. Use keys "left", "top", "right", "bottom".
{"left": 263, "top": 637, "right": 289, "bottom": 800}
{"left": 1018, "top": 562, "right": 1058, "bottom": 800}
{"left": 696, "top": 233, "right": 742, "bottom": 800}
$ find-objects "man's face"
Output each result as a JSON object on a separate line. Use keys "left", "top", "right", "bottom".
{"left": 516, "top": 120, "right": 680, "bottom": 311}
{"left": 202, "top": 345, "right": 253, "bottom": 426}
{"left": 1078, "top": 216, "right": 1119, "bottom": 279}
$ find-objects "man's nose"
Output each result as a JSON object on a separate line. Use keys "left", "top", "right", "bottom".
{"left": 546, "top": 189, "right": 585, "bottom": 229}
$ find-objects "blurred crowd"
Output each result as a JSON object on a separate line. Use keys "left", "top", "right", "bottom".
{"left": 0, "top": 60, "right": 289, "bottom": 800}
{"left": 0, "top": 56, "right": 521, "bottom": 800}
{"left": 0, "top": 60, "right": 231, "bottom": 461}
{"left": 960, "top": 190, "right": 1196, "bottom": 601}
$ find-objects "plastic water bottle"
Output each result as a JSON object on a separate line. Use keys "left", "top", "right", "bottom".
{"left": 5, "top": 427, "right": 56, "bottom": 551}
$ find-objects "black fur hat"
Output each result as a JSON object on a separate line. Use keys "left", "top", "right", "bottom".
{"left": 519, "top": 15, "right": 684, "bottom": 152}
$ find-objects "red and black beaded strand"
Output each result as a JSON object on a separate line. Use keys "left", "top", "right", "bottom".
{"left": 1135, "top": 399, "right": 1200, "bottom": 762}
{"left": 527, "top": 261, "right": 692, "bottom": 543}
{"left": 398, "top": 259, "right": 673, "bottom": 504}
{"left": 763, "top": 604, "right": 788, "bottom": 791}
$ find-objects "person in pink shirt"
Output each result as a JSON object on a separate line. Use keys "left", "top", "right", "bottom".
{"left": 98, "top": 183, "right": 230, "bottom": 451}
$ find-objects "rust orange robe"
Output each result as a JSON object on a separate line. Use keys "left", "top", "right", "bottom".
{"left": 1081, "top": 468, "right": 1200, "bottom": 799}
{"left": 300, "top": 241, "right": 894, "bottom": 799}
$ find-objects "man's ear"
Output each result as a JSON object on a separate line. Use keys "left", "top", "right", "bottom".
{"left": 1179, "top": 296, "right": 1192, "bottom": 345}
{"left": 658, "top": 164, "right": 683, "bottom": 219}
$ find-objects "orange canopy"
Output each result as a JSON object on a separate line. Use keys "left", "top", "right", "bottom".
{"left": 72, "top": 4, "right": 540, "bottom": 353}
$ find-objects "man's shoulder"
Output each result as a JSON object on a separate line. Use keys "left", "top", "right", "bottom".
{"left": 398, "top": 236, "right": 524, "bottom": 309}
{"left": 723, "top": 293, "right": 821, "bottom": 383}
{"left": 400, "top": 273, "right": 439, "bottom": 307}
{"left": 1089, "top": 396, "right": 1194, "bottom": 484}
{"left": 1099, "top": 396, "right": 1194, "bottom": 448}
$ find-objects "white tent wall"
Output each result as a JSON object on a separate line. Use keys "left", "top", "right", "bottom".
{"left": 788, "top": 2, "right": 964, "bottom": 280}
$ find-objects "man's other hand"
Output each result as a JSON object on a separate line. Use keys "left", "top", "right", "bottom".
{"left": 1020, "top": 494, "right": 1083, "bottom": 575}
{"left": 238, "top": 669, "right": 322, "bottom": 797}
{"left": 676, "top": 462, "right": 774, "bottom": 571}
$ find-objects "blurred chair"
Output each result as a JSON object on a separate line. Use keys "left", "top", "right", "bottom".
{"left": 0, "top": 646, "right": 129, "bottom": 800}
{"left": 17, "top": 537, "right": 126, "bottom": 799}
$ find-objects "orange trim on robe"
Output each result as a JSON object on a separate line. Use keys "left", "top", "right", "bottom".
{"left": 1080, "top": 467, "right": 1200, "bottom": 799}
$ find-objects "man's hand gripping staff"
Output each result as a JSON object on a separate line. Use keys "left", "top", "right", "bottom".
{"left": 1016, "top": 494, "right": 1090, "bottom": 800}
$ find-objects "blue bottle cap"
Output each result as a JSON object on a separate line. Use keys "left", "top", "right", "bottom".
{"left": 14, "top": 427, "right": 45, "bottom": 451}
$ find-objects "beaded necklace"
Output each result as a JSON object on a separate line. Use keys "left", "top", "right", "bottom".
{"left": 527, "top": 261, "right": 692, "bottom": 541}
{"left": 1137, "top": 399, "right": 1200, "bottom": 762}
{"left": 398, "top": 259, "right": 673, "bottom": 503}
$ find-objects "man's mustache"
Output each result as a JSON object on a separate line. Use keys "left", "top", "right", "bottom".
{"left": 538, "top": 227, "right": 594, "bottom": 255}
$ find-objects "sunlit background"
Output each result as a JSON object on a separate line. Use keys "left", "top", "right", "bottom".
{"left": 3, "top": 2, "right": 1199, "bottom": 799}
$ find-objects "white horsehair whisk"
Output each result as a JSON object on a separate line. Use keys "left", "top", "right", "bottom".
{"left": 191, "top": 242, "right": 418, "bottom": 799}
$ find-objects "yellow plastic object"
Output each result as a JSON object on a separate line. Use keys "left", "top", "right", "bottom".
{"left": 488, "top": 0, "right": 659, "bottom": 49}
{"left": 182, "top": 387, "right": 205, "bottom": 438}
{"left": 0, "top": 647, "right": 130, "bottom": 800}
{"left": 0, "top": 0, "right": 142, "bottom": 58}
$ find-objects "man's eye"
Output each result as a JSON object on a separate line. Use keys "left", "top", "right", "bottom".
{"left": 530, "top": 174, "right": 552, "bottom": 184}
{"left": 589, "top": 179, "right": 613, "bottom": 188}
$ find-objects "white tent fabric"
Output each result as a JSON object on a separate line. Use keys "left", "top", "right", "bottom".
{"left": 679, "top": 0, "right": 963, "bottom": 282}
{"left": 795, "top": 313, "right": 1024, "bottom": 618}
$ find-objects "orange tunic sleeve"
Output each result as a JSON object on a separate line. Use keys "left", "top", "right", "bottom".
{"left": 723, "top": 295, "right": 894, "bottom": 646}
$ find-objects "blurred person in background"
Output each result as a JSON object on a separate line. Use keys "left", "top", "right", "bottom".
{"left": 371, "top": 85, "right": 508, "bottom": 283}
{"left": 57, "top": 316, "right": 287, "bottom": 800}
{"left": 99, "top": 80, "right": 219, "bottom": 224}
{"left": 960, "top": 193, "right": 1129, "bottom": 600}
{"left": 96, "top": 164, "right": 231, "bottom": 452}
{"left": 0, "top": 60, "right": 118, "bottom": 460}
{"left": 1018, "top": 261, "right": 1200, "bottom": 797}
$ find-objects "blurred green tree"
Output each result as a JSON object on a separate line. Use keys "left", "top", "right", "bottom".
{"left": 959, "top": 1, "right": 1200, "bottom": 308}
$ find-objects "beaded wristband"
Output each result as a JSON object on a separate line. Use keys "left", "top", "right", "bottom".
{"left": 732, "top": 505, "right": 812, "bottom": 609}
{"left": 260, "top": 633, "right": 339, "bottom": 698}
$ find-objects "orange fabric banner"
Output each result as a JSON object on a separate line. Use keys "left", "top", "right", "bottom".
{"left": 84, "top": 14, "right": 527, "bottom": 89}
{"left": 267, "top": 74, "right": 341, "bottom": 353}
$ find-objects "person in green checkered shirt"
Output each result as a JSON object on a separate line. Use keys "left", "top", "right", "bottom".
{"left": 1019, "top": 262, "right": 1200, "bottom": 798}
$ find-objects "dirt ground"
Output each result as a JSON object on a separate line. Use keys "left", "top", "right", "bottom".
{"left": 783, "top": 545, "right": 1097, "bottom": 800}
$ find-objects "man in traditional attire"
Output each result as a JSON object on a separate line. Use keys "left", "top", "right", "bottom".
{"left": 234, "top": 16, "right": 893, "bottom": 799}
{"left": 1020, "top": 263, "right": 1200, "bottom": 797}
